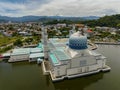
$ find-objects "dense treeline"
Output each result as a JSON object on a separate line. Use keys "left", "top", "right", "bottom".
{"left": 44, "top": 20, "right": 74, "bottom": 25}
{"left": 81, "top": 14, "right": 120, "bottom": 27}
{"left": 45, "top": 14, "right": 120, "bottom": 28}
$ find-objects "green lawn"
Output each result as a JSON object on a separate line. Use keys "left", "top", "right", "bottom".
{"left": 0, "top": 34, "right": 21, "bottom": 47}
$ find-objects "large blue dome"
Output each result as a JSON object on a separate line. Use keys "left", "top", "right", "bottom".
{"left": 69, "top": 31, "right": 88, "bottom": 50}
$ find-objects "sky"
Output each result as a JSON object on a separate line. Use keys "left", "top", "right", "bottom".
{"left": 0, "top": 0, "right": 120, "bottom": 17}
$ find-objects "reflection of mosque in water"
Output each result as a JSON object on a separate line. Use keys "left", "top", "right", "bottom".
{"left": 46, "top": 73, "right": 104, "bottom": 90}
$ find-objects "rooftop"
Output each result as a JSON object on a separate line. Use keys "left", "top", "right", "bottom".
{"left": 49, "top": 53, "right": 59, "bottom": 65}
{"left": 53, "top": 50, "right": 71, "bottom": 61}
{"left": 89, "top": 50, "right": 102, "bottom": 56}
{"left": 11, "top": 48, "right": 30, "bottom": 55}
{"left": 29, "top": 53, "right": 44, "bottom": 58}
{"left": 11, "top": 47, "right": 43, "bottom": 56}
{"left": 30, "top": 48, "right": 43, "bottom": 53}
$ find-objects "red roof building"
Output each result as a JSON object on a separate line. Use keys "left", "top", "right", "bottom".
{"left": 0, "top": 54, "right": 3, "bottom": 58}
{"left": 87, "top": 29, "right": 93, "bottom": 33}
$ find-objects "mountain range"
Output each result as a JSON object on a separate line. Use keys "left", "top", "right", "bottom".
{"left": 0, "top": 15, "right": 99, "bottom": 22}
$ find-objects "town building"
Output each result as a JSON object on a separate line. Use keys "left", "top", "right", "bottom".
{"left": 2, "top": 45, "right": 44, "bottom": 63}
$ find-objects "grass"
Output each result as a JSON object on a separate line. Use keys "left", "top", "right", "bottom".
{"left": 0, "top": 37, "right": 15, "bottom": 46}
{"left": 0, "top": 34, "right": 22, "bottom": 47}
{"left": 0, "top": 46, "right": 13, "bottom": 54}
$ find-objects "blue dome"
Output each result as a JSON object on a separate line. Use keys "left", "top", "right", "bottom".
{"left": 68, "top": 31, "right": 88, "bottom": 50}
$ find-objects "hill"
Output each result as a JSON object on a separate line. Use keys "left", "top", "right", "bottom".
{"left": 0, "top": 15, "right": 99, "bottom": 23}
{"left": 81, "top": 14, "right": 120, "bottom": 27}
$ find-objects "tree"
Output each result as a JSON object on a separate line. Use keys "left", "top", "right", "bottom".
{"left": 12, "top": 32, "right": 18, "bottom": 37}
{"left": 117, "top": 23, "right": 120, "bottom": 28}
{"left": 14, "top": 39, "right": 23, "bottom": 47}
{"left": 24, "top": 38, "right": 33, "bottom": 43}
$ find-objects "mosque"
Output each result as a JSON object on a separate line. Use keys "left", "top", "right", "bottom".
{"left": 41, "top": 26, "right": 111, "bottom": 82}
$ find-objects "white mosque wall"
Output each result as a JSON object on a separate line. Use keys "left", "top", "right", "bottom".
{"left": 97, "top": 59, "right": 106, "bottom": 68}
{"left": 71, "top": 56, "right": 97, "bottom": 68}
{"left": 67, "top": 65, "right": 98, "bottom": 76}
{"left": 66, "top": 61, "right": 71, "bottom": 68}
{"left": 48, "top": 54, "right": 107, "bottom": 77}
{"left": 88, "top": 64, "right": 98, "bottom": 71}
{"left": 86, "top": 56, "right": 97, "bottom": 65}
{"left": 53, "top": 59, "right": 106, "bottom": 77}
{"left": 49, "top": 58, "right": 107, "bottom": 78}
{"left": 97, "top": 60, "right": 102, "bottom": 68}
{"left": 67, "top": 68, "right": 79, "bottom": 75}
{"left": 103, "top": 59, "right": 106, "bottom": 67}
{"left": 53, "top": 65, "right": 67, "bottom": 77}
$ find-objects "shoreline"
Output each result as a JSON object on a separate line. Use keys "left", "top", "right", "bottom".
{"left": 94, "top": 42, "right": 120, "bottom": 45}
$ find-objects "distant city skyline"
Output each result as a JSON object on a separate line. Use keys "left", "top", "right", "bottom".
{"left": 0, "top": 0, "right": 120, "bottom": 17}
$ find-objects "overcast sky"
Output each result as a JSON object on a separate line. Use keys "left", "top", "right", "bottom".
{"left": 0, "top": 0, "right": 120, "bottom": 17}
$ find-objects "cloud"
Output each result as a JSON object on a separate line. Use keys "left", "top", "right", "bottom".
{"left": 0, "top": 0, "right": 120, "bottom": 16}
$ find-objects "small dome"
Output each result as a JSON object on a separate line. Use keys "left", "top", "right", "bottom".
{"left": 68, "top": 31, "right": 88, "bottom": 50}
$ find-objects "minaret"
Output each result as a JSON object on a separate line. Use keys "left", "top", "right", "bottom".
{"left": 41, "top": 26, "right": 48, "bottom": 60}
{"left": 79, "top": 28, "right": 84, "bottom": 36}
{"left": 69, "top": 25, "right": 76, "bottom": 37}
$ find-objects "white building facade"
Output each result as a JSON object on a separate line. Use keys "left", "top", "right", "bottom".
{"left": 42, "top": 30, "right": 111, "bottom": 82}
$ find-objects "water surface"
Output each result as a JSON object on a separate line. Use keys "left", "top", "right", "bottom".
{"left": 0, "top": 45, "right": 120, "bottom": 90}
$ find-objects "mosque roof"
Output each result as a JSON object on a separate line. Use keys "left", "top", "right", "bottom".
{"left": 49, "top": 49, "right": 71, "bottom": 66}
{"left": 69, "top": 31, "right": 88, "bottom": 50}
{"left": 53, "top": 50, "right": 71, "bottom": 61}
